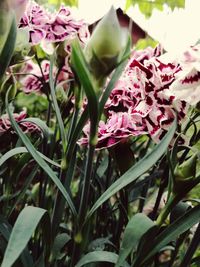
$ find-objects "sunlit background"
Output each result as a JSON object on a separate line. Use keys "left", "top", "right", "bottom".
{"left": 76, "top": 0, "right": 200, "bottom": 53}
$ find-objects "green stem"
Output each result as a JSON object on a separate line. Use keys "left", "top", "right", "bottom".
{"left": 78, "top": 144, "right": 95, "bottom": 222}
{"left": 156, "top": 194, "right": 178, "bottom": 227}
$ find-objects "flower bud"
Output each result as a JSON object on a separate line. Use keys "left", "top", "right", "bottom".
{"left": 173, "top": 154, "right": 198, "bottom": 195}
{"left": 85, "top": 6, "right": 128, "bottom": 81}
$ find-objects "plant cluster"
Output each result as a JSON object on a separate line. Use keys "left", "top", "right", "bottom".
{"left": 1, "top": 1, "right": 200, "bottom": 267}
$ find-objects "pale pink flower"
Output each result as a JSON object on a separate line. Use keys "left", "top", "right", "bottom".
{"left": 170, "top": 44, "right": 200, "bottom": 105}
{"left": 79, "top": 46, "right": 187, "bottom": 149}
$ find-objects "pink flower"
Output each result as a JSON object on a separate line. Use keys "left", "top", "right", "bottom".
{"left": 169, "top": 44, "right": 200, "bottom": 105}
{"left": 20, "top": 59, "right": 70, "bottom": 94}
{"left": 0, "top": 111, "right": 40, "bottom": 135}
{"left": 19, "top": 1, "right": 90, "bottom": 45}
{"left": 79, "top": 46, "right": 188, "bottom": 149}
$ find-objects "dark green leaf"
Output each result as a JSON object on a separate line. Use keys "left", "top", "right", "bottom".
{"left": 87, "top": 120, "right": 176, "bottom": 220}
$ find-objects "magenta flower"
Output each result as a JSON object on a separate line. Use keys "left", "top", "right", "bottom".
{"left": 20, "top": 59, "right": 70, "bottom": 94}
{"left": 0, "top": 111, "right": 40, "bottom": 135}
{"left": 19, "top": 1, "right": 90, "bottom": 45}
{"left": 79, "top": 46, "right": 188, "bottom": 149}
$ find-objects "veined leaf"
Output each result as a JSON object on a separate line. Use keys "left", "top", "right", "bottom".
{"left": 1, "top": 206, "right": 50, "bottom": 267}
{"left": 75, "top": 251, "right": 130, "bottom": 267}
{"left": 87, "top": 120, "right": 176, "bottom": 220}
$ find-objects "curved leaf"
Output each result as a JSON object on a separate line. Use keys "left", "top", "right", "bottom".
{"left": 0, "top": 147, "right": 61, "bottom": 168}
{"left": 21, "top": 118, "right": 50, "bottom": 140}
{"left": 87, "top": 120, "right": 176, "bottom": 219}
{"left": 1, "top": 206, "right": 50, "bottom": 267}
{"left": 115, "top": 213, "right": 154, "bottom": 267}
{"left": 75, "top": 251, "right": 130, "bottom": 267}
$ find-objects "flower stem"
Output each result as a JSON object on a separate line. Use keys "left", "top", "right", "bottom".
{"left": 156, "top": 194, "right": 178, "bottom": 227}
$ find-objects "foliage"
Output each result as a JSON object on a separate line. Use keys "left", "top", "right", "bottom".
{"left": 125, "top": 0, "right": 185, "bottom": 17}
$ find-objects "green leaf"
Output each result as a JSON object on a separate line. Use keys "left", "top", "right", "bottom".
{"left": 138, "top": 204, "right": 200, "bottom": 266}
{"left": 115, "top": 214, "right": 154, "bottom": 267}
{"left": 0, "top": 147, "right": 61, "bottom": 168}
{"left": 6, "top": 91, "right": 77, "bottom": 218}
{"left": 51, "top": 233, "right": 71, "bottom": 260}
{"left": 0, "top": 216, "right": 34, "bottom": 267}
{"left": 71, "top": 38, "right": 98, "bottom": 143}
{"left": 0, "top": 12, "right": 17, "bottom": 79}
{"left": 75, "top": 251, "right": 130, "bottom": 267}
{"left": 1, "top": 206, "right": 50, "bottom": 267}
{"left": 87, "top": 120, "right": 177, "bottom": 220}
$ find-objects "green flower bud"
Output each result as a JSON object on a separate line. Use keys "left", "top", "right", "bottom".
{"left": 173, "top": 154, "right": 198, "bottom": 195}
{"left": 85, "top": 6, "right": 128, "bottom": 81}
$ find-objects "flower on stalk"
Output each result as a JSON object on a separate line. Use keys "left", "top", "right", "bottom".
{"left": 84, "top": 6, "right": 128, "bottom": 81}
{"left": 0, "top": 110, "right": 40, "bottom": 135}
{"left": 170, "top": 44, "right": 200, "bottom": 105}
{"left": 79, "top": 45, "right": 188, "bottom": 149}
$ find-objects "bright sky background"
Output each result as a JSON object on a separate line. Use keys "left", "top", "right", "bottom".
{"left": 76, "top": 0, "right": 200, "bottom": 54}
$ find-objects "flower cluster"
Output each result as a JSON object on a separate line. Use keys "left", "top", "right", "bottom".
{"left": 20, "top": 59, "right": 70, "bottom": 94}
{"left": 0, "top": 110, "right": 40, "bottom": 135}
{"left": 80, "top": 45, "right": 188, "bottom": 149}
{"left": 18, "top": 1, "right": 89, "bottom": 45}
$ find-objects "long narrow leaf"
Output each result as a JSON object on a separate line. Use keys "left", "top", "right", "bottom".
{"left": 6, "top": 93, "right": 77, "bottom": 217}
{"left": 1, "top": 206, "right": 50, "bottom": 267}
{"left": 87, "top": 120, "right": 176, "bottom": 219}
{"left": 71, "top": 39, "right": 98, "bottom": 142}
{"left": 0, "top": 147, "right": 61, "bottom": 168}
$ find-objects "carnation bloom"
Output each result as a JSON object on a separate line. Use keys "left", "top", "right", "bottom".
{"left": 0, "top": 110, "right": 40, "bottom": 135}
{"left": 19, "top": 1, "right": 90, "bottom": 45}
{"left": 20, "top": 59, "right": 70, "bottom": 94}
{"left": 169, "top": 44, "right": 200, "bottom": 105}
{"left": 79, "top": 45, "right": 188, "bottom": 149}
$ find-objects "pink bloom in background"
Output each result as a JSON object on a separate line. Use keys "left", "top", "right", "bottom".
{"left": 170, "top": 44, "right": 200, "bottom": 105}
{"left": 79, "top": 45, "right": 188, "bottom": 149}
{"left": 19, "top": 1, "right": 90, "bottom": 45}
{"left": 0, "top": 111, "right": 40, "bottom": 135}
{"left": 20, "top": 59, "right": 70, "bottom": 94}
